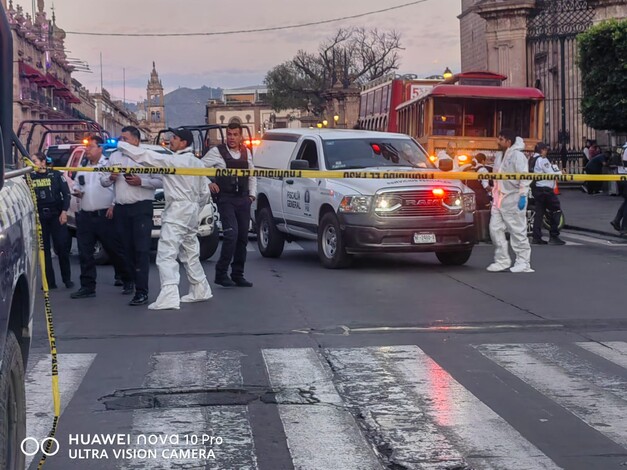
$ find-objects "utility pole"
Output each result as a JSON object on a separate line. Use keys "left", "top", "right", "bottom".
{"left": 99, "top": 52, "right": 103, "bottom": 93}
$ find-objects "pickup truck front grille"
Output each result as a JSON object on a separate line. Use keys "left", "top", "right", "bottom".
{"left": 375, "top": 190, "right": 461, "bottom": 217}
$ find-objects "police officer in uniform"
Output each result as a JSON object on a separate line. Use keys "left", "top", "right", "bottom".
{"left": 31, "top": 152, "right": 73, "bottom": 289}
{"left": 202, "top": 122, "right": 256, "bottom": 287}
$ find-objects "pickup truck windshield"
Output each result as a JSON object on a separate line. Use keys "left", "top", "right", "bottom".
{"left": 323, "top": 138, "right": 434, "bottom": 170}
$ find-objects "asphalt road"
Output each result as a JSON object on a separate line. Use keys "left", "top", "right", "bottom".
{"left": 25, "top": 230, "right": 627, "bottom": 470}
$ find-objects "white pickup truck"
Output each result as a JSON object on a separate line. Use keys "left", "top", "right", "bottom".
{"left": 252, "top": 129, "right": 477, "bottom": 268}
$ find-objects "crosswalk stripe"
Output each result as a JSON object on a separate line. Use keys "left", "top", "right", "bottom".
{"left": 120, "top": 351, "right": 257, "bottom": 470}
{"left": 25, "top": 353, "right": 96, "bottom": 469}
{"left": 576, "top": 341, "right": 627, "bottom": 369}
{"left": 263, "top": 348, "right": 383, "bottom": 470}
{"left": 327, "top": 346, "right": 560, "bottom": 470}
{"left": 560, "top": 232, "right": 616, "bottom": 245}
{"left": 477, "top": 343, "right": 627, "bottom": 448}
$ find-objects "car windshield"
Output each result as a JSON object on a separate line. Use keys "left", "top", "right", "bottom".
{"left": 323, "top": 138, "right": 433, "bottom": 170}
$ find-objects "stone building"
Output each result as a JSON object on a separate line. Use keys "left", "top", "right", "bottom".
{"left": 6, "top": 0, "right": 83, "bottom": 139}
{"left": 206, "top": 86, "right": 303, "bottom": 143}
{"left": 93, "top": 89, "right": 142, "bottom": 138}
{"left": 459, "top": 0, "right": 627, "bottom": 150}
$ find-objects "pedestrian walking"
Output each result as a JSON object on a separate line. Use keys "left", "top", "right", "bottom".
{"left": 529, "top": 143, "right": 566, "bottom": 245}
{"left": 117, "top": 128, "right": 212, "bottom": 310}
{"left": 101, "top": 126, "right": 162, "bottom": 306}
{"left": 611, "top": 177, "right": 627, "bottom": 237}
{"left": 487, "top": 129, "right": 533, "bottom": 273}
{"left": 30, "top": 152, "right": 73, "bottom": 289}
{"left": 70, "top": 136, "right": 134, "bottom": 299}
{"left": 202, "top": 122, "right": 256, "bottom": 288}
{"left": 582, "top": 144, "right": 605, "bottom": 195}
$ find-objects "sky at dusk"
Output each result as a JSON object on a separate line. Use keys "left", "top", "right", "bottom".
{"left": 41, "top": 0, "right": 461, "bottom": 103}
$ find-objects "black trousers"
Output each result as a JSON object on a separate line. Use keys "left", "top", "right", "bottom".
{"left": 216, "top": 194, "right": 251, "bottom": 279}
{"left": 114, "top": 201, "right": 153, "bottom": 295}
{"left": 614, "top": 197, "right": 627, "bottom": 231}
{"left": 39, "top": 209, "right": 71, "bottom": 286}
{"left": 532, "top": 187, "right": 562, "bottom": 239}
{"left": 76, "top": 210, "right": 132, "bottom": 291}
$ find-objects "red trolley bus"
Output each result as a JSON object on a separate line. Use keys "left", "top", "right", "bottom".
{"left": 396, "top": 72, "right": 545, "bottom": 160}
{"left": 358, "top": 73, "right": 441, "bottom": 133}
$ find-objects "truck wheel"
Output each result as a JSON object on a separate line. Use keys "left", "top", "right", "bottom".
{"left": 318, "top": 213, "right": 351, "bottom": 269}
{"left": 436, "top": 249, "right": 473, "bottom": 266}
{"left": 0, "top": 331, "right": 26, "bottom": 470}
{"left": 257, "top": 207, "right": 284, "bottom": 258}
{"left": 199, "top": 223, "right": 220, "bottom": 261}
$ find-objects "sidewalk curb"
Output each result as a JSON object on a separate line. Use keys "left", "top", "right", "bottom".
{"left": 564, "top": 224, "right": 617, "bottom": 238}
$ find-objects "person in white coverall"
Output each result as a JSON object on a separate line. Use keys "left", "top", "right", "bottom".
{"left": 487, "top": 129, "right": 533, "bottom": 273}
{"left": 117, "top": 127, "right": 212, "bottom": 310}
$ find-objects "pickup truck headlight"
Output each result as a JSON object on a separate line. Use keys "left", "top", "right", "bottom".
{"left": 338, "top": 195, "right": 372, "bottom": 213}
{"left": 462, "top": 193, "right": 476, "bottom": 212}
{"left": 373, "top": 194, "right": 402, "bottom": 213}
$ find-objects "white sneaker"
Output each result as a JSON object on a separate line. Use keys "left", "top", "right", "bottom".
{"left": 147, "top": 285, "right": 180, "bottom": 310}
{"left": 181, "top": 279, "right": 213, "bottom": 303}
{"left": 486, "top": 263, "right": 510, "bottom": 272}
{"left": 510, "top": 264, "right": 534, "bottom": 273}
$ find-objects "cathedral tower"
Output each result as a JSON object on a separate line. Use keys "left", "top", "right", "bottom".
{"left": 146, "top": 61, "right": 165, "bottom": 138}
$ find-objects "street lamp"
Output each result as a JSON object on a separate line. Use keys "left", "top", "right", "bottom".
{"left": 322, "top": 119, "right": 328, "bottom": 127}
{"left": 333, "top": 114, "right": 340, "bottom": 127}
{"left": 316, "top": 122, "right": 323, "bottom": 129}
{"left": 443, "top": 67, "right": 453, "bottom": 80}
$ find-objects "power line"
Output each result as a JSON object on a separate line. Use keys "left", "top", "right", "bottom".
{"left": 65, "top": 0, "right": 430, "bottom": 37}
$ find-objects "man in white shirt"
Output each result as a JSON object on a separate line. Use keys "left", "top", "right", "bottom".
{"left": 530, "top": 143, "right": 565, "bottom": 245}
{"left": 70, "top": 136, "right": 133, "bottom": 299}
{"left": 101, "top": 126, "right": 163, "bottom": 306}
{"left": 202, "top": 123, "right": 257, "bottom": 288}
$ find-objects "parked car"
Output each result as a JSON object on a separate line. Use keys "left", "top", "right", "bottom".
{"left": 252, "top": 129, "right": 477, "bottom": 268}
{"left": 64, "top": 144, "right": 219, "bottom": 263}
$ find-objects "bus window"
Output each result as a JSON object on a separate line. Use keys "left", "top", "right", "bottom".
{"left": 496, "top": 100, "right": 531, "bottom": 138}
{"left": 433, "top": 99, "right": 462, "bottom": 136}
{"left": 382, "top": 85, "right": 391, "bottom": 114}
{"left": 463, "top": 99, "right": 495, "bottom": 138}
{"left": 374, "top": 88, "right": 382, "bottom": 115}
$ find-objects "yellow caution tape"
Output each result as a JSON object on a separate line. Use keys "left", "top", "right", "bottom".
{"left": 51, "top": 164, "right": 627, "bottom": 182}
{"left": 23, "top": 158, "right": 61, "bottom": 470}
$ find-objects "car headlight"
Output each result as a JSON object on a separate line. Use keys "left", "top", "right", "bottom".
{"left": 373, "top": 194, "right": 402, "bottom": 213}
{"left": 338, "top": 195, "right": 372, "bottom": 213}
{"left": 462, "top": 193, "right": 476, "bottom": 212}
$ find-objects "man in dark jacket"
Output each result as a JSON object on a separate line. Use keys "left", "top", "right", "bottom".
{"left": 31, "top": 152, "right": 73, "bottom": 288}
{"left": 202, "top": 123, "right": 256, "bottom": 287}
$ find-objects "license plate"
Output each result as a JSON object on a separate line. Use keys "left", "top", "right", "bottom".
{"left": 413, "top": 232, "right": 436, "bottom": 244}
{"left": 152, "top": 215, "right": 161, "bottom": 226}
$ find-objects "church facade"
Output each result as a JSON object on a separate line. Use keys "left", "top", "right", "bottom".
{"left": 460, "top": 0, "right": 627, "bottom": 150}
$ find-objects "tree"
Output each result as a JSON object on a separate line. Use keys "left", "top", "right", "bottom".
{"left": 578, "top": 19, "right": 627, "bottom": 133}
{"left": 265, "top": 28, "right": 403, "bottom": 115}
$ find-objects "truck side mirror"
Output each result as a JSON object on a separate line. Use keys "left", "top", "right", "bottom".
{"left": 290, "top": 160, "right": 309, "bottom": 170}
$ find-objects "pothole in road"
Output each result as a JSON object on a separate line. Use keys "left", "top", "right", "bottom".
{"left": 99, "top": 386, "right": 326, "bottom": 411}
{"left": 99, "top": 386, "right": 277, "bottom": 411}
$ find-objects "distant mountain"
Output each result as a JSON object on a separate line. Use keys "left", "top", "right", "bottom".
{"left": 165, "top": 86, "right": 223, "bottom": 128}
